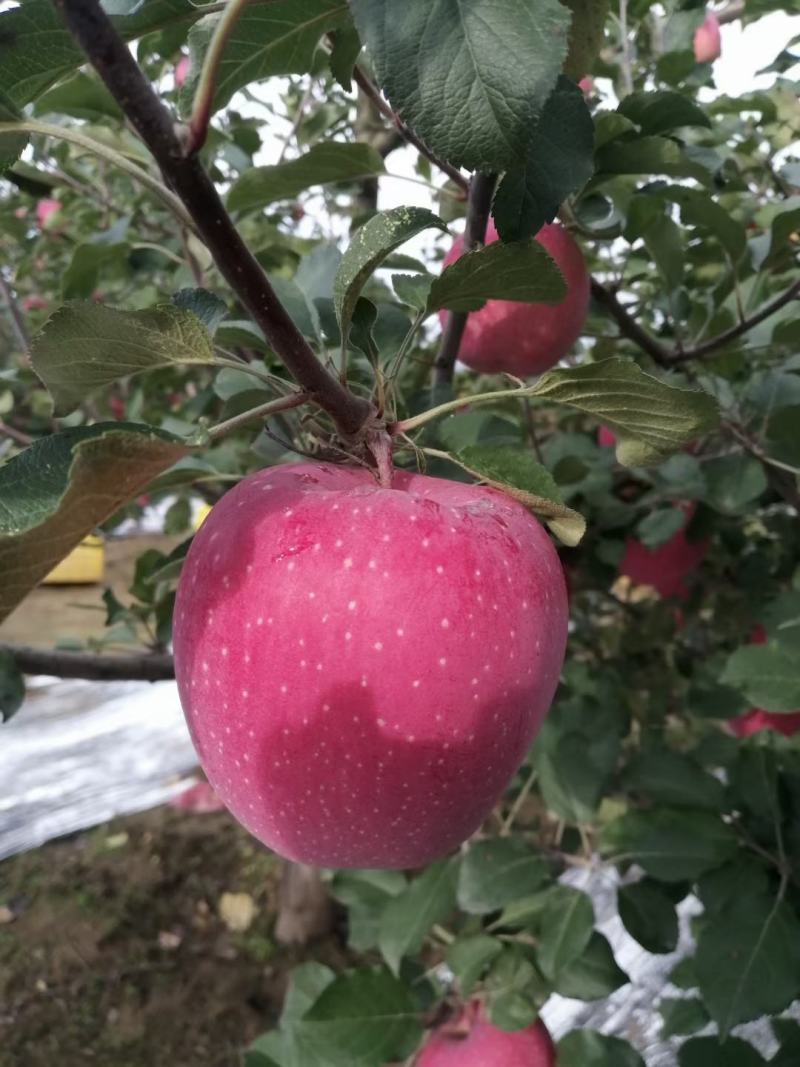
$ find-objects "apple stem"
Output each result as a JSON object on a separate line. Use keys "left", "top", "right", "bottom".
{"left": 367, "top": 430, "right": 394, "bottom": 489}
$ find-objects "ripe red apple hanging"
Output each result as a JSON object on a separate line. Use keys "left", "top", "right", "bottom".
{"left": 440, "top": 220, "right": 590, "bottom": 377}
{"left": 414, "top": 1001, "right": 555, "bottom": 1067}
{"left": 173, "top": 463, "right": 568, "bottom": 868}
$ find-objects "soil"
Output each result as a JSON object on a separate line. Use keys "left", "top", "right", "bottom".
{"left": 0, "top": 806, "right": 351, "bottom": 1067}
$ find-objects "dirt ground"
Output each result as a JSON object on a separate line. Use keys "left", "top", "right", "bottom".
{"left": 0, "top": 534, "right": 180, "bottom": 647}
{"left": 0, "top": 806, "right": 351, "bottom": 1067}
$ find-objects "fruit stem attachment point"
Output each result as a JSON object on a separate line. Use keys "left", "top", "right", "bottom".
{"left": 366, "top": 430, "right": 394, "bottom": 489}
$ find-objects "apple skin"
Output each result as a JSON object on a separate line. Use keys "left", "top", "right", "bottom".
{"left": 173, "top": 462, "right": 568, "bottom": 869}
{"left": 35, "top": 198, "right": 61, "bottom": 229}
{"left": 416, "top": 1003, "right": 555, "bottom": 1067}
{"left": 730, "top": 626, "right": 800, "bottom": 737}
{"left": 694, "top": 12, "right": 721, "bottom": 63}
{"left": 440, "top": 220, "right": 590, "bottom": 377}
{"left": 578, "top": 76, "right": 593, "bottom": 97}
{"left": 619, "top": 505, "right": 707, "bottom": 601}
{"left": 597, "top": 425, "right": 616, "bottom": 448}
{"left": 22, "top": 295, "right": 48, "bottom": 312}
{"left": 175, "top": 55, "right": 190, "bottom": 88}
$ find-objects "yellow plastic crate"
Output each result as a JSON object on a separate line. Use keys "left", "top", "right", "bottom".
{"left": 42, "top": 535, "right": 105, "bottom": 585}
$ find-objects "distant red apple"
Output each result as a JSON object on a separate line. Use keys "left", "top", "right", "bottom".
{"left": 440, "top": 220, "right": 590, "bottom": 377}
{"left": 109, "top": 396, "right": 125, "bottom": 420}
{"left": 619, "top": 504, "right": 707, "bottom": 601}
{"left": 173, "top": 462, "right": 568, "bottom": 868}
{"left": 22, "top": 295, "right": 48, "bottom": 312}
{"left": 416, "top": 1002, "right": 555, "bottom": 1067}
{"left": 35, "top": 199, "right": 61, "bottom": 229}
{"left": 578, "top": 76, "right": 594, "bottom": 97}
{"left": 597, "top": 425, "right": 616, "bottom": 448}
{"left": 730, "top": 626, "right": 800, "bottom": 737}
{"left": 169, "top": 780, "right": 225, "bottom": 813}
{"left": 694, "top": 12, "right": 721, "bottom": 63}
{"left": 175, "top": 55, "right": 190, "bottom": 88}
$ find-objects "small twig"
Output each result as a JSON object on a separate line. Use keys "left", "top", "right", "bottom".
{"left": 186, "top": 0, "right": 254, "bottom": 155}
{"left": 672, "top": 278, "right": 800, "bottom": 364}
{"left": 500, "top": 765, "right": 538, "bottom": 836}
{"left": 54, "top": 0, "right": 373, "bottom": 440}
{"left": 618, "top": 0, "right": 634, "bottom": 96}
{"left": 0, "top": 120, "right": 197, "bottom": 233}
{"left": 351, "top": 65, "right": 468, "bottom": 194}
{"left": 522, "top": 397, "right": 544, "bottom": 464}
{"left": 1, "top": 643, "right": 174, "bottom": 682}
{"left": 0, "top": 272, "right": 30, "bottom": 352}
{"left": 433, "top": 172, "right": 498, "bottom": 388}
{"left": 276, "top": 79, "right": 315, "bottom": 164}
{"left": 590, "top": 278, "right": 672, "bottom": 366}
{"left": 206, "top": 391, "right": 309, "bottom": 440}
{"left": 0, "top": 420, "right": 32, "bottom": 446}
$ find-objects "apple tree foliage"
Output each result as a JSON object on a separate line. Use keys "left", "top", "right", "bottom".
{"left": 0, "top": 0, "right": 799, "bottom": 1062}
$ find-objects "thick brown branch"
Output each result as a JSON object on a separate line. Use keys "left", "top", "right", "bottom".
{"left": 1, "top": 644, "right": 175, "bottom": 681}
{"left": 672, "top": 278, "right": 800, "bottom": 364}
{"left": 433, "top": 172, "right": 498, "bottom": 388}
{"left": 352, "top": 65, "right": 469, "bottom": 194}
{"left": 590, "top": 278, "right": 672, "bottom": 367}
{"left": 53, "top": 0, "right": 372, "bottom": 440}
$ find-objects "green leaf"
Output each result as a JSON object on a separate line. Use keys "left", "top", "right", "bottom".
{"left": 333, "top": 207, "right": 447, "bottom": 349}
{"left": 0, "top": 90, "right": 28, "bottom": 174}
{"left": 296, "top": 968, "right": 422, "bottom": 1066}
{"left": 600, "top": 808, "right": 738, "bottom": 882}
{"left": 561, "top": 0, "right": 610, "bottom": 80}
{"left": 228, "top": 143, "right": 385, "bottom": 213}
{"left": 280, "top": 963, "right": 337, "bottom": 1027}
{"left": 660, "top": 997, "right": 710, "bottom": 1039}
{"left": 696, "top": 896, "right": 800, "bottom": 1036}
{"left": 595, "top": 135, "right": 711, "bottom": 183}
{"left": 329, "top": 870, "right": 405, "bottom": 952}
{"left": 679, "top": 1037, "right": 766, "bottom": 1067}
{"left": 350, "top": 0, "right": 570, "bottom": 171}
{"left": 329, "top": 22, "right": 362, "bottom": 90}
{"left": 34, "top": 71, "right": 122, "bottom": 122}
{"left": 529, "top": 358, "right": 719, "bottom": 466}
{"left": 618, "top": 91, "right": 711, "bottom": 135}
{"left": 657, "top": 185, "right": 747, "bottom": 264}
{"left": 172, "top": 289, "right": 228, "bottom": 333}
{"left": 491, "top": 890, "right": 552, "bottom": 931}
{"left": 484, "top": 946, "right": 546, "bottom": 1031}
{"left": 0, "top": 0, "right": 204, "bottom": 107}
{"left": 535, "top": 885, "right": 595, "bottom": 980}
{"left": 377, "top": 858, "right": 458, "bottom": 974}
{"left": 392, "top": 273, "right": 433, "bottom": 312}
{"left": 721, "top": 643, "right": 800, "bottom": 712}
{"left": 702, "top": 454, "right": 768, "bottom": 515}
{"left": 697, "top": 857, "right": 771, "bottom": 917}
{"left": 0, "top": 424, "right": 188, "bottom": 624}
{"left": 0, "top": 650, "right": 25, "bottom": 723}
{"left": 439, "top": 444, "right": 585, "bottom": 546}
{"left": 623, "top": 749, "right": 725, "bottom": 810}
{"left": 635, "top": 507, "right": 687, "bottom": 548}
{"left": 763, "top": 197, "right": 800, "bottom": 265}
{"left": 557, "top": 1030, "right": 645, "bottom": 1067}
{"left": 617, "top": 880, "right": 679, "bottom": 954}
{"left": 642, "top": 214, "right": 684, "bottom": 293}
{"left": 62, "top": 241, "right": 130, "bottom": 301}
{"left": 552, "top": 932, "right": 629, "bottom": 1001}
{"left": 182, "top": 0, "right": 349, "bottom": 117}
{"left": 444, "top": 935, "right": 503, "bottom": 996}
{"left": 457, "top": 838, "right": 550, "bottom": 915}
{"left": 427, "top": 238, "right": 567, "bottom": 312}
{"left": 493, "top": 77, "right": 594, "bottom": 242}
{"left": 31, "top": 303, "right": 215, "bottom": 415}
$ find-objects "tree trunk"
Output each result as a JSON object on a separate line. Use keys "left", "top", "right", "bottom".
{"left": 274, "top": 862, "right": 334, "bottom": 946}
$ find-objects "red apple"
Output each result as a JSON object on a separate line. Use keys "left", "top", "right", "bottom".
{"left": 578, "top": 76, "right": 594, "bottom": 97}
{"left": 416, "top": 1002, "right": 555, "bottom": 1067}
{"left": 22, "top": 295, "right": 48, "bottom": 312}
{"left": 173, "top": 462, "right": 568, "bottom": 868}
{"left": 35, "top": 198, "right": 61, "bottom": 229}
{"left": 618, "top": 504, "right": 707, "bottom": 601}
{"left": 597, "top": 425, "right": 616, "bottom": 448}
{"left": 169, "top": 780, "right": 226, "bottom": 813}
{"left": 440, "top": 220, "right": 590, "bottom": 377}
{"left": 730, "top": 626, "right": 800, "bottom": 737}
{"left": 694, "top": 12, "right": 721, "bottom": 63}
{"left": 175, "top": 55, "right": 190, "bottom": 88}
